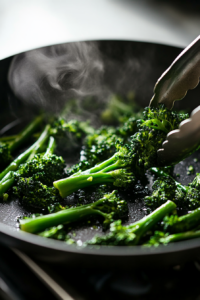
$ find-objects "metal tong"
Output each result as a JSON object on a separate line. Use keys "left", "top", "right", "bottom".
{"left": 150, "top": 35, "right": 200, "bottom": 166}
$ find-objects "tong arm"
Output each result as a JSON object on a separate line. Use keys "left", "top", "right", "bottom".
{"left": 158, "top": 106, "right": 200, "bottom": 166}
{"left": 150, "top": 36, "right": 200, "bottom": 109}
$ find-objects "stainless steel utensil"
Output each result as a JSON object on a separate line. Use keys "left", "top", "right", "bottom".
{"left": 150, "top": 36, "right": 200, "bottom": 165}
{"left": 158, "top": 106, "right": 200, "bottom": 165}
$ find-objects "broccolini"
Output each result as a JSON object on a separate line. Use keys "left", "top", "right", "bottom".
{"left": 87, "top": 200, "right": 176, "bottom": 246}
{"left": 145, "top": 168, "right": 200, "bottom": 209}
{"left": 20, "top": 190, "right": 127, "bottom": 233}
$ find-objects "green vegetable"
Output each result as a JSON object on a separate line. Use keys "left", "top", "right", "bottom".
{"left": 145, "top": 230, "right": 200, "bottom": 247}
{"left": 14, "top": 177, "right": 61, "bottom": 208}
{"left": 54, "top": 168, "right": 135, "bottom": 198}
{"left": 12, "top": 136, "right": 64, "bottom": 208}
{"left": 87, "top": 200, "right": 176, "bottom": 246}
{"left": 15, "top": 137, "right": 65, "bottom": 186}
{"left": 20, "top": 190, "right": 127, "bottom": 233}
{"left": 145, "top": 168, "right": 200, "bottom": 209}
{"left": 163, "top": 207, "right": 200, "bottom": 233}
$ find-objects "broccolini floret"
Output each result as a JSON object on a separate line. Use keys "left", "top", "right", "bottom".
{"left": 145, "top": 168, "right": 200, "bottom": 210}
{"left": 132, "top": 105, "right": 188, "bottom": 171}
{"left": 16, "top": 152, "right": 65, "bottom": 186}
{"left": 13, "top": 177, "right": 62, "bottom": 208}
{"left": 141, "top": 105, "right": 188, "bottom": 133}
{"left": 116, "top": 116, "right": 139, "bottom": 139}
{"left": 184, "top": 174, "right": 200, "bottom": 209}
{"left": 144, "top": 176, "right": 185, "bottom": 209}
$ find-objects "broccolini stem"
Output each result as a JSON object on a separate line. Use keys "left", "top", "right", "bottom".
{"left": 43, "top": 136, "right": 56, "bottom": 157}
{"left": 150, "top": 167, "right": 187, "bottom": 193}
{"left": 20, "top": 197, "right": 110, "bottom": 233}
{"left": 132, "top": 200, "right": 176, "bottom": 244}
{"left": 9, "top": 115, "right": 43, "bottom": 153}
{"left": 74, "top": 153, "right": 117, "bottom": 176}
{"left": 160, "top": 230, "right": 200, "bottom": 244}
{"left": 0, "top": 172, "right": 15, "bottom": 197}
{"left": 0, "top": 125, "right": 50, "bottom": 181}
{"left": 54, "top": 172, "right": 115, "bottom": 197}
{"left": 79, "top": 121, "right": 95, "bottom": 136}
{"left": 100, "top": 161, "right": 124, "bottom": 173}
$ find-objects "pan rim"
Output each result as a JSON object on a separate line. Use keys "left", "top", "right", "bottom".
{"left": 1, "top": 221, "right": 200, "bottom": 257}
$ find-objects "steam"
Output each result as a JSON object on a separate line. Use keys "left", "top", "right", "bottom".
{"left": 8, "top": 42, "right": 105, "bottom": 114}
{"left": 8, "top": 40, "right": 158, "bottom": 126}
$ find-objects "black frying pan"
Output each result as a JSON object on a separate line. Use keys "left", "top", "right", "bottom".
{"left": 1, "top": 40, "right": 200, "bottom": 270}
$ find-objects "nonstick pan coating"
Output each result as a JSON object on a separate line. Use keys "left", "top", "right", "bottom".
{"left": 1, "top": 40, "right": 200, "bottom": 269}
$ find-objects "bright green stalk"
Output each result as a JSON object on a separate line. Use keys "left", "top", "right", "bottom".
{"left": 0, "top": 171, "right": 15, "bottom": 198}
{"left": 21, "top": 202, "right": 104, "bottom": 233}
{"left": 129, "top": 200, "right": 176, "bottom": 244}
{"left": 72, "top": 153, "right": 118, "bottom": 176}
{"left": 54, "top": 172, "right": 114, "bottom": 197}
{"left": 43, "top": 136, "right": 55, "bottom": 157}
{"left": 54, "top": 168, "right": 134, "bottom": 198}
